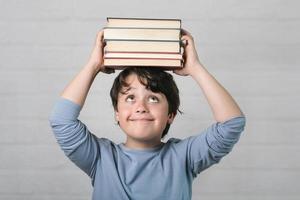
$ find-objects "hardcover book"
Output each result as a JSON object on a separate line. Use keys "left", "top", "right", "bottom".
{"left": 103, "top": 17, "right": 183, "bottom": 69}
{"left": 104, "top": 40, "right": 181, "bottom": 53}
{"left": 106, "top": 17, "right": 181, "bottom": 29}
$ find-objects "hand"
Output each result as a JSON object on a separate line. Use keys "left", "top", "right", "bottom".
{"left": 173, "top": 29, "right": 202, "bottom": 76}
{"left": 87, "top": 30, "right": 114, "bottom": 74}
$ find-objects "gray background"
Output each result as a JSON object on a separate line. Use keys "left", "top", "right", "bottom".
{"left": 1, "top": 0, "right": 299, "bottom": 199}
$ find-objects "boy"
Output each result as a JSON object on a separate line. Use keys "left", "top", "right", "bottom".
{"left": 49, "top": 29, "right": 246, "bottom": 199}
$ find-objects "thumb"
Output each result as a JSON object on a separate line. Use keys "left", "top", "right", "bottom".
{"left": 102, "top": 67, "right": 115, "bottom": 74}
{"left": 173, "top": 69, "right": 188, "bottom": 76}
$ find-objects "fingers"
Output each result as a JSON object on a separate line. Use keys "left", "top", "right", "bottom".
{"left": 181, "top": 28, "right": 191, "bottom": 36}
{"left": 95, "top": 29, "right": 105, "bottom": 47}
{"left": 181, "top": 36, "right": 194, "bottom": 48}
{"left": 180, "top": 29, "right": 194, "bottom": 47}
{"left": 96, "top": 29, "right": 104, "bottom": 39}
{"left": 181, "top": 34, "right": 193, "bottom": 41}
{"left": 181, "top": 29, "right": 193, "bottom": 40}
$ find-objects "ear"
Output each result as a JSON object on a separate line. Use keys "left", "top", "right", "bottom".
{"left": 167, "top": 113, "right": 176, "bottom": 124}
{"left": 115, "top": 110, "right": 119, "bottom": 122}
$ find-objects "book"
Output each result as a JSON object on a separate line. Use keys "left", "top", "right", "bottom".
{"left": 106, "top": 17, "right": 181, "bottom": 29}
{"left": 104, "top": 58, "right": 182, "bottom": 68}
{"left": 104, "top": 52, "right": 183, "bottom": 60}
{"left": 103, "top": 17, "right": 183, "bottom": 69}
{"left": 104, "top": 40, "right": 181, "bottom": 53}
{"left": 104, "top": 28, "right": 180, "bottom": 41}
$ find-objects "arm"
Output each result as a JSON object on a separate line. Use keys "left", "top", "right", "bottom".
{"left": 175, "top": 29, "right": 243, "bottom": 123}
{"left": 49, "top": 30, "right": 114, "bottom": 177}
{"left": 61, "top": 30, "right": 114, "bottom": 106}
{"left": 175, "top": 29, "right": 246, "bottom": 175}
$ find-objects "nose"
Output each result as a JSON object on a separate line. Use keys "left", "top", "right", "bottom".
{"left": 135, "top": 100, "right": 148, "bottom": 113}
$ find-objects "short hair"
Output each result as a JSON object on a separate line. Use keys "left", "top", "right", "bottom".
{"left": 110, "top": 67, "right": 180, "bottom": 138}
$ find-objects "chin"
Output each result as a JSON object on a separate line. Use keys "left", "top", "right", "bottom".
{"left": 127, "top": 131, "right": 161, "bottom": 141}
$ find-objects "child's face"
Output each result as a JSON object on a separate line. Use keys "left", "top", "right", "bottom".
{"left": 115, "top": 73, "right": 175, "bottom": 147}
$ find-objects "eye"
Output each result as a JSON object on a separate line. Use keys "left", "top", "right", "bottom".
{"left": 125, "top": 95, "right": 135, "bottom": 102}
{"left": 148, "top": 96, "right": 159, "bottom": 103}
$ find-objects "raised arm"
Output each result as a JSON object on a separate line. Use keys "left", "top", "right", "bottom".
{"left": 175, "top": 30, "right": 245, "bottom": 174}
{"left": 49, "top": 30, "right": 114, "bottom": 177}
{"left": 174, "top": 29, "right": 243, "bottom": 123}
{"left": 61, "top": 30, "right": 114, "bottom": 106}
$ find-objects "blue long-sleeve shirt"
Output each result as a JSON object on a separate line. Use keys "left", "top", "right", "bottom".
{"left": 49, "top": 98, "right": 246, "bottom": 200}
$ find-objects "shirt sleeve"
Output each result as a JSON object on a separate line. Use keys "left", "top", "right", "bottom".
{"left": 186, "top": 116, "right": 246, "bottom": 177}
{"left": 48, "top": 98, "right": 99, "bottom": 178}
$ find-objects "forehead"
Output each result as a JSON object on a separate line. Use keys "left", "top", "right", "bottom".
{"left": 119, "top": 73, "right": 164, "bottom": 95}
{"left": 120, "top": 74, "right": 146, "bottom": 91}
{"left": 124, "top": 73, "right": 140, "bottom": 84}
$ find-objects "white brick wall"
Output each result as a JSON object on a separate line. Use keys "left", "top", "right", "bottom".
{"left": 1, "top": 0, "right": 299, "bottom": 199}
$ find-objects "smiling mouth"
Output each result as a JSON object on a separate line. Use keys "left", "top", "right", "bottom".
{"left": 129, "top": 118, "right": 154, "bottom": 121}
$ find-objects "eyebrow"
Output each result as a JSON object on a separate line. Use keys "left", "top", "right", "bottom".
{"left": 120, "top": 86, "right": 136, "bottom": 95}
{"left": 119, "top": 86, "right": 162, "bottom": 97}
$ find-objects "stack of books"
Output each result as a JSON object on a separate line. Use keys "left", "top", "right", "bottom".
{"left": 103, "top": 17, "right": 183, "bottom": 69}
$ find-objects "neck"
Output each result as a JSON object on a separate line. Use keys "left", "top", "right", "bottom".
{"left": 124, "top": 137, "right": 163, "bottom": 150}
